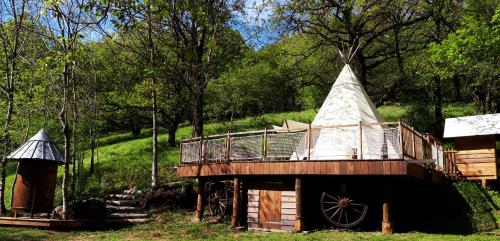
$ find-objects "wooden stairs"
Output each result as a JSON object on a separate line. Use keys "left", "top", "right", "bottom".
{"left": 105, "top": 190, "right": 150, "bottom": 224}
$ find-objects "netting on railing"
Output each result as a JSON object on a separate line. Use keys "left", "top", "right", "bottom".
{"left": 362, "top": 127, "right": 400, "bottom": 159}
{"left": 204, "top": 138, "right": 226, "bottom": 162}
{"left": 432, "top": 144, "right": 444, "bottom": 168}
{"left": 229, "top": 134, "right": 263, "bottom": 160}
{"left": 310, "top": 127, "right": 359, "bottom": 160}
{"left": 181, "top": 141, "right": 201, "bottom": 164}
{"left": 266, "top": 131, "right": 307, "bottom": 160}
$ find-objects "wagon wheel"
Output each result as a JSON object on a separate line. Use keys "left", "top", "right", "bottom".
{"left": 207, "top": 183, "right": 230, "bottom": 219}
{"left": 320, "top": 191, "right": 368, "bottom": 228}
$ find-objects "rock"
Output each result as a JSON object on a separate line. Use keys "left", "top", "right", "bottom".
{"left": 72, "top": 198, "right": 107, "bottom": 221}
{"left": 52, "top": 205, "right": 64, "bottom": 220}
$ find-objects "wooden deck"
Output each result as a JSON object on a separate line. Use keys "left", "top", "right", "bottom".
{"left": 177, "top": 160, "right": 449, "bottom": 183}
{"left": 0, "top": 217, "right": 94, "bottom": 228}
{"left": 177, "top": 121, "right": 461, "bottom": 182}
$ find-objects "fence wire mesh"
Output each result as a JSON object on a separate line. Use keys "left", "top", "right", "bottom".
{"left": 362, "top": 127, "right": 400, "bottom": 159}
{"left": 229, "top": 134, "right": 263, "bottom": 160}
{"left": 181, "top": 141, "right": 201, "bottom": 164}
{"left": 266, "top": 131, "right": 307, "bottom": 160}
{"left": 204, "top": 138, "right": 226, "bottom": 162}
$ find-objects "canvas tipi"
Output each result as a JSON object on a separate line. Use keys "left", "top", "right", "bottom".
{"left": 303, "top": 64, "right": 399, "bottom": 160}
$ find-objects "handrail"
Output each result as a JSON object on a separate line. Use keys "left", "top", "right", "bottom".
{"left": 179, "top": 121, "right": 456, "bottom": 178}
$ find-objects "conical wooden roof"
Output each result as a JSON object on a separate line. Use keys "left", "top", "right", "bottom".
{"left": 7, "top": 129, "right": 65, "bottom": 164}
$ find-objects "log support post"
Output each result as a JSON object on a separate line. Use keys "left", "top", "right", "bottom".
{"left": 382, "top": 184, "right": 393, "bottom": 234}
{"left": 195, "top": 178, "right": 205, "bottom": 222}
{"left": 231, "top": 177, "right": 240, "bottom": 228}
{"left": 295, "top": 177, "right": 304, "bottom": 232}
{"left": 481, "top": 179, "right": 487, "bottom": 189}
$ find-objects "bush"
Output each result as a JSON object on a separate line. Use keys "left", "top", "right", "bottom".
{"left": 452, "top": 181, "right": 497, "bottom": 232}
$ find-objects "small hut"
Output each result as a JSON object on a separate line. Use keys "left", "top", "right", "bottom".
{"left": 7, "top": 129, "right": 65, "bottom": 218}
{"left": 443, "top": 113, "right": 499, "bottom": 187}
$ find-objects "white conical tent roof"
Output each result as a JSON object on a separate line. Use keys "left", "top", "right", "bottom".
{"left": 7, "top": 129, "right": 65, "bottom": 164}
{"left": 303, "top": 64, "right": 399, "bottom": 160}
{"left": 312, "top": 65, "right": 383, "bottom": 126}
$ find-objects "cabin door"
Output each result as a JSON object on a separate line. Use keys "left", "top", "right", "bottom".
{"left": 258, "top": 190, "right": 281, "bottom": 229}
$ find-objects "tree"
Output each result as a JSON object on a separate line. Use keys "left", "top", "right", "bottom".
{"left": 160, "top": 0, "right": 244, "bottom": 137}
{"left": 37, "top": 0, "right": 107, "bottom": 219}
{"left": 0, "top": 0, "right": 29, "bottom": 215}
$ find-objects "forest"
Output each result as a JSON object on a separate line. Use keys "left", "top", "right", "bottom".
{"left": 0, "top": 0, "right": 498, "bottom": 223}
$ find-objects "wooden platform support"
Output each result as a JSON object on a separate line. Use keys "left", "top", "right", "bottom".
{"left": 382, "top": 184, "right": 393, "bottom": 234}
{"left": 195, "top": 178, "right": 204, "bottom": 222}
{"left": 294, "top": 177, "right": 303, "bottom": 232}
{"left": 231, "top": 177, "right": 240, "bottom": 228}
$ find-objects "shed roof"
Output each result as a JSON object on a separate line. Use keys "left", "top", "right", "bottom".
{"left": 7, "top": 129, "right": 65, "bottom": 164}
{"left": 443, "top": 113, "right": 500, "bottom": 138}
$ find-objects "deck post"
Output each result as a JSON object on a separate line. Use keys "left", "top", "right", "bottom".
{"left": 179, "top": 140, "right": 183, "bottom": 165}
{"left": 263, "top": 128, "right": 268, "bottom": 160}
{"left": 226, "top": 132, "right": 231, "bottom": 161}
{"left": 307, "top": 124, "right": 312, "bottom": 160}
{"left": 295, "top": 177, "right": 303, "bottom": 232}
{"left": 231, "top": 177, "right": 240, "bottom": 228}
{"left": 382, "top": 184, "right": 393, "bottom": 234}
{"left": 411, "top": 127, "right": 416, "bottom": 158}
{"left": 398, "top": 120, "right": 404, "bottom": 159}
{"left": 195, "top": 178, "right": 205, "bottom": 222}
{"left": 358, "top": 121, "right": 363, "bottom": 159}
{"left": 199, "top": 136, "right": 204, "bottom": 164}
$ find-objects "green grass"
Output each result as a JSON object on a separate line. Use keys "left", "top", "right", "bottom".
{"left": 0, "top": 211, "right": 498, "bottom": 241}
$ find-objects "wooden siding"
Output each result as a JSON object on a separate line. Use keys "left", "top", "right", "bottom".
{"left": 280, "top": 191, "right": 296, "bottom": 232}
{"left": 453, "top": 135, "right": 497, "bottom": 180}
{"left": 177, "top": 160, "right": 407, "bottom": 177}
{"left": 247, "top": 189, "right": 260, "bottom": 229}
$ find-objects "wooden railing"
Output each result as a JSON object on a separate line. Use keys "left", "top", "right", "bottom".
{"left": 179, "top": 121, "right": 460, "bottom": 178}
{"left": 443, "top": 149, "right": 463, "bottom": 179}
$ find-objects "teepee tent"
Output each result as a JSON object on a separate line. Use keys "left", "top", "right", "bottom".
{"left": 304, "top": 65, "right": 399, "bottom": 160}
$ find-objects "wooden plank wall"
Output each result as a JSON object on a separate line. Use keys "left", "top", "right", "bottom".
{"left": 177, "top": 160, "right": 407, "bottom": 177}
{"left": 454, "top": 135, "right": 497, "bottom": 180}
{"left": 247, "top": 189, "right": 260, "bottom": 229}
{"left": 247, "top": 189, "right": 297, "bottom": 231}
{"left": 280, "top": 191, "right": 296, "bottom": 232}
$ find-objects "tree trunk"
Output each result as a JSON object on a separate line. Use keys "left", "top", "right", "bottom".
{"left": 167, "top": 115, "right": 180, "bottom": 147}
{"left": 453, "top": 74, "right": 461, "bottom": 101}
{"left": 147, "top": 0, "right": 158, "bottom": 190}
{"left": 433, "top": 76, "right": 443, "bottom": 138}
{"left": 90, "top": 136, "right": 95, "bottom": 175}
{"left": 0, "top": 90, "right": 14, "bottom": 215}
{"left": 192, "top": 84, "right": 205, "bottom": 138}
{"left": 60, "top": 63, "right": 71, "bottom": 220}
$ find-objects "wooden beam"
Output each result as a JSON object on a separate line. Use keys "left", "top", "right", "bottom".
{"left": 359, "top": 121, "right": 363, "bottom": 159}
{"left": 382, "top": 184, "right": 393, "bottom": 234}
{"left": 195, "top": 178, "right": 204, "bottom": 222}
{"left": 294, "top": 177, "right": 303, "bottom": 232}
{"left": 307, "top": 124, "right": 312, "bottom": 161}
{"left": 231, "top": 177, "right": 240, "bottom": 228}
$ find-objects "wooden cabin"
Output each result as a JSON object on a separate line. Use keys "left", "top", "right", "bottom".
{"left": 177, "top": 65, "right": 461, "bottom": 233}
{"left": 444, "top": 113, "right": 499, "bottom": 187}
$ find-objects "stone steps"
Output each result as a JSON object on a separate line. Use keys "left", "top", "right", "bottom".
{"left": 105, "top": 218, "right": 150, "bottom": 224}
{"left": 106, "top": 199, "right": 140, "bottom": 206}
{"left": 105, "top": 189, "right": 149, "bottom": 225}
{"left": 106, "top": 205, "right": 143, "bottom": 213}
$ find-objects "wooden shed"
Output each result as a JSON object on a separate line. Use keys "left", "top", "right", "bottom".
{"left": 7, "top": 129, "right": 65, "bottom": 218}
{"left": 443, "top": 113, "right": 499, "bottom": 187}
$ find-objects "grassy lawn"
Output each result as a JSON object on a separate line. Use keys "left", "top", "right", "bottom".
{"left": 0, "top": 211, "right": 498, "bottom": 241}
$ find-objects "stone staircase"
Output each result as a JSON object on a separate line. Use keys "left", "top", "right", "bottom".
{"left": 105, "top": 190, "right": 150, "bottom": 224}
